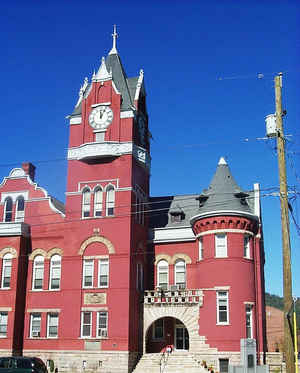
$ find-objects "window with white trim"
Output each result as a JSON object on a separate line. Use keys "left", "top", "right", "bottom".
{"left": 83, "top": 259, "right": 94, "bottom": 288}
{"left": 198, "top": 238, "right": 203, "bottom": 260}
{"left": 215, "top": 234, "right": 227, "bottom": 257}
{"left": 98, "top": 259, "right": 109, "bottom": 288}
{"left": 1, "top": 253, "right": 12, "bottom": 289}
{"left": 3, "top": 197, "right": 13, "bottom": 222}
{"left": 0, "top": 312, "right": 8, "bottom": 337}
{"left": 157, "top": 260, "right": 168, "bottom": 290}
{"left": 106, "top": 185, "right": 115, "bottom": 216}
{"left": 94, "top": 187, "right": 103, "bottom": 217}
{"left": 175, "top": 259, "right": 186, "bottom": 289}
{"left": 15, "top": 196, "right": 25, "bottom": 222}
{"left": 97, "top": 311, "right": 108, "bottom": 337}
{"left": 81, "top": 312, "right": 92, "bottom": 337}
{"left": 153, "top": 318, "right": 164, "bottom": 339}
{"left": 30, "top": 313, "right": 41, "bottom": 338}
{"left": 47, "top": 313, "right": 58, "bottom": 338}
{"left": 32, "top": 255, "right": 44, "bottom": 290}
{"left": 219, "top": 358, "right": 229, "bottom": 373}
{"left": 246, "top": 305, "right": 253, "bottom": 338}
{"left": 82, "top": 188, "right": 91, "bottom": 218}
{"left": 49, "top": 255, "right": 61, "bottom": 290}
{"left": 217, "top": 291, "right": 229, "bottom": 324}
{"left": 244, "top": 235, "right": 251, "bottom": 259}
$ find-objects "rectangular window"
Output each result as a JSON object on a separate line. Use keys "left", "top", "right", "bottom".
{"left": 0, "top": 312, "right": 8, "bottom": 337}
{"left": 215, "top": 234, "right": 227, "bottom": 257}
{"left": 47, "top": 313, "right": 58, "bottom": 338}
{"left": 83, "top": 260, "right": 94, "bottom": 288}
{"left": 30, "top": 313, "right": 41, "bottom": 338}
{"left": 153, "top": 318, "right": 164, "bottom": 339}
{"left": 98, "top": 259, "right": 109, "bottom": 288}
{"left": 246, "top": 305, "right": 253, "bottom": 338}
{"left": 219, "top": 359, "right": 229, "bottom": 373}
{"left": 244, "top": 235, "right": 251, "bottom": 258}
{"left": 81, "top": 312, "right": 92, "bottom": 338}
{"left": 198, "top": 238, "right": 203, "bottom": 260}
{"left": 97, "top": 311, "right": 108, "bottom": 337}
{"left": 217, "top": 291, "right": 229, "bottom": 324}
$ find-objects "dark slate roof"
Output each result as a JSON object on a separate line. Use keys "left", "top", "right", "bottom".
{"left": 197, "top": 158, "right": 252, "bottom": 215}
{"left": 106, "top": 53, "right": 134, "bottom": 111}
{"left": 70, "top": 52, "right": 138, "bottom": 117}
{"left": 149, "top": 158, "right": 255, "bottom": 229}
{"left": 148, "top": 194, "right": 199, "bottom": 229}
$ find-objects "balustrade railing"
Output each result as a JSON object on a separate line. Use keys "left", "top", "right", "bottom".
{"left": 144, "top": 288, "right": 203, "bottom": 305}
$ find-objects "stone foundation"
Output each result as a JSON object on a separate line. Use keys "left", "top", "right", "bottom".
{"left": 21, "top": 350, "right": 139, "bottom": 373}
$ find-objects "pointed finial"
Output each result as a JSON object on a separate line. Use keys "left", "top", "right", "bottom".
{"left": 218, "top": 157, "right": 227, "bottom": 165}
{"left": 109, "top": 24, "right": 118, "bottom": 55}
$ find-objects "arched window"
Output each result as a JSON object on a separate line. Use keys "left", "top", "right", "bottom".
{"left": 32, "top": 255, "right": 44, "bottom": 290}
{"left": 175, "top": 259, "right": 186, "bottom": 289}
{"left": 15, "top": 196, "right": 25, "bottom": 222}
{"left": 94, "top": 187, "right": 103, "bottom": 217}
{"left": 82, "top": 188, "right": 91, "bottom": 218}
{"left": 3, "top": 197, "right": 13, "bottom": 222}
{"left": 106, "top": 185, "right": 115, "bottom": 216}
{"left": 1, "top": 253, "right": 12, "bottom": 288}
{"left": 157, "top": 260, "right": 168, "bottom": 290}
{"left": 49, "top": 255, "right": 61, "bottom": 290}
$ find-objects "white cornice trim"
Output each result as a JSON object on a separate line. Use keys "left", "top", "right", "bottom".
{"left": 0, "top": 222, "right": 30, "bottom": 237}
{"left": 70, "top": 116, "right": 82, "bottom": 125}
{"left": 149, "top": 226, "right": 195, "bottom": 243}
{"left": 65, "top": 187, "right": 132, "bottom": 196}
{"left": 196, "top": 229, "right": 255, "bottom": 238}
{"left": 120, "top": 111, "right": 134, "bottom": 118}
{"left": 190, "top": 210, "right": 259, "bottom": 225}
{"left": 67, "top": 142, "right": 151, "bottom": 170}
{"left": 91, "top": 102, "right": 111, "bottom": 108}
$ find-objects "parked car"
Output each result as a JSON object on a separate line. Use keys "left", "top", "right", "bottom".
{"left": 0, "top": 357, "right": 48, "bottom": 373}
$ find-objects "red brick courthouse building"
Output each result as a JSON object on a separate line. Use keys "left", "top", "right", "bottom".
{"left": 0, "top": 31, "right": 267, "bottom": 372}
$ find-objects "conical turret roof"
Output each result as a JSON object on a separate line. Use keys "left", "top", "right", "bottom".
{"left": 197, "top": 157, "right": 252, "bottom": 214}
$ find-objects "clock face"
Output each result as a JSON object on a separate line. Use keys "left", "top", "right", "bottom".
{"left": 89, "top": 106, "right": 113, "bottom": 129}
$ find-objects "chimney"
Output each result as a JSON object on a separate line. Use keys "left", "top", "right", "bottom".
{"left": 22, "top": 162, "right": 36, "bottom": 182}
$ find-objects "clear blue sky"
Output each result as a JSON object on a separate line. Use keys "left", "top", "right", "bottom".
{"left": 0, "top": 0, "right": 299, "bottom": 297}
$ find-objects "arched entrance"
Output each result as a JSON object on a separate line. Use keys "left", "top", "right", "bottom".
{"left": 145, "top": 317, "right": 189, "bottom": 353}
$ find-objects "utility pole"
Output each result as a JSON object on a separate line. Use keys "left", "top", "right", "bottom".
{"left": 274, "top": 72, "right": 294, "bottom": 373}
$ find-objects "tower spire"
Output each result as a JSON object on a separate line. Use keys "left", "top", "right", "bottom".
{"left": 109, "top": 25, "right": 118, "bottom": 55}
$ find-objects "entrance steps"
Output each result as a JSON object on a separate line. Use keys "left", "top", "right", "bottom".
{"left": 133, "top": 351, "right": 207, "bottom": 373}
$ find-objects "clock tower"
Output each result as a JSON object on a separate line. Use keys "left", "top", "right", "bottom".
{"left": 64, "top": 26, "right": 150, "bottom": 367}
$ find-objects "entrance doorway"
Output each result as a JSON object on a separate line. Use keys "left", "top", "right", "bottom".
{"left": 175, "top": 321, "right": 189, "bottom": 350}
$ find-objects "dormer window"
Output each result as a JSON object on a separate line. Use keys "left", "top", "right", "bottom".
{"left": 3, "top": 197, "right": 13, "bottom": 222}
{"left": 15, "top": 196, "right": 25, "bottom": 222}
{"left": 234, "top": 192, "right": 249, "bottom": 206}
{"left": 196, "top": 194, "right": 209, "bottom": 208}
{"left": 170, "top": 211, "right": 185, "bottom": 223}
